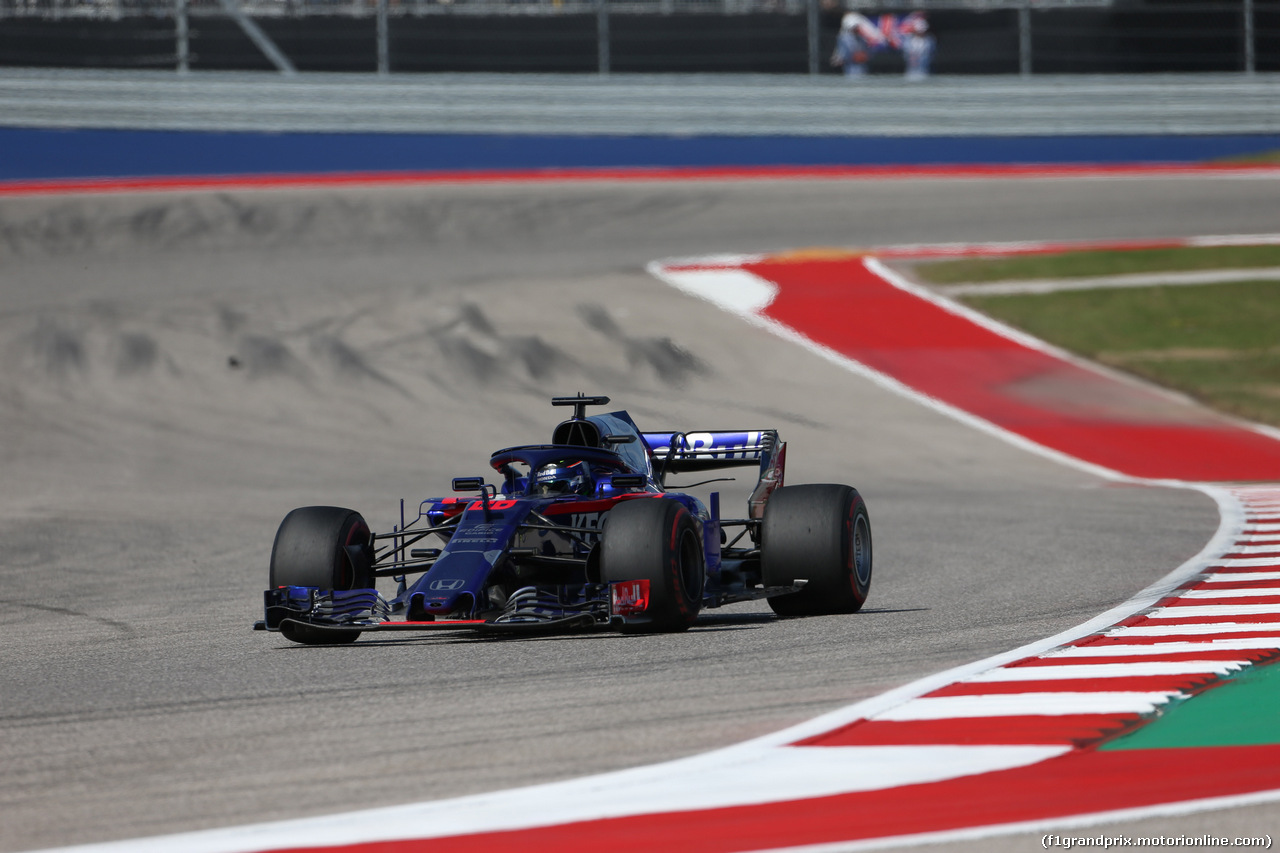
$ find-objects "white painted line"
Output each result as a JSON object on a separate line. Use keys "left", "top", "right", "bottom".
{"left": 876, "top": 692, "right": 1178, "bottom": 720}
{"left": 749, "top": 790, "right": 1280, "bottom": 853}
{"left": 1179, "top": 586, "right": 1280, "bottom": 599}
{"left": 866, "top": 258, "right": 1199, "bottom": 406}
{"left": 655, "top": 257, "right": 1280, "bottom": 492}
{"left": 863, "top": 234, "right": 1280, "bottom": 260}
{"left": 1108, "top": 622, "right": 1280, "bottom": 637}
{"left": 1224, "top": 546, "right": 1280, "bottom": 557}
{"left": 936, "top": 267, "right": 1280, "bottom": 297}
{"left": 1147, "top": 603, "right": 1280, "bottom": 619}
{"left": 659, "top": 267, "right": 779, "bottom": 317}
{"left": 1190, "top": 234, "right": 1280, "bottom": 247}
{"left": 873, "top": 259, "right": 1280, "bottom": 474}
{"left": 1241, "top": 535, "right": 1280, "bottom": 545}
{"left": 1052, "top": 639, "right": 1280, "bottom": 656}
{"left": 965, "top": 661, "right": 1244, "bottom": 680}
{"left": 648, "top": 260, "right": 1135, "bottom": 485}
{"left": 1212, "top": 557, "right": 1280, "bottom": 568}
{"left": 1202, "top": 570, "right": 1280, "bottom": 582}
{"left": 33, "top": 745, "right": 1070, "bottom": 853}
{"left": 656, "top": 253, "right": 769, "bottom": 269}
{"left": 1245, "top": 524, "right": 1280, "bottom": 533}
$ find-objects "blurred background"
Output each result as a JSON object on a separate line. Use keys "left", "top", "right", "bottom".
{"left": 0, "top": 0, "right": 1276, "bottom": 75}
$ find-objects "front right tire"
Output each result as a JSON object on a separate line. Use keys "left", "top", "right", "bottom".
{"left": 269, "top": 505, "right": 372, "bottom": 645}
{"left": 270, "top": 505, "right": 372, "bottom": 590}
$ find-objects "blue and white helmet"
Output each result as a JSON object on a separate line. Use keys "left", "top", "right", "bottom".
{"left": 535, "top": 460, "right": 592, "bottom": 496}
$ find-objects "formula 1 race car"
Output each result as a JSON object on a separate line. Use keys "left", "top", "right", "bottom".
{"left": 256, "top": 395, "right": 872, "bottom": 644}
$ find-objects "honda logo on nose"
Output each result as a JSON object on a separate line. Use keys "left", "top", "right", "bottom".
{"left": 429, "top": 579, "right": 466, "bottom": 591}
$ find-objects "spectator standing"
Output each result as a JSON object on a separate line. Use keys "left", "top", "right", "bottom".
{"left": 831, "top": 9, "right": 934, "bottom": 79}
{"left": 899, "top": 11, "right": 936, "bottom": 80}
{"left": 830, "top": 11, "right": 882, "bottom": 77}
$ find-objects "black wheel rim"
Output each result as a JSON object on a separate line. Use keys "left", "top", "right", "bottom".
{"left": 678, "top": 527, "right": 703, "bottom": 603}
{"left": 852, "top": 513, "right": 871, "bottom": 589}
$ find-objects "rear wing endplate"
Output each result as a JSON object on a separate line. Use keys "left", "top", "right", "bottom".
{"left": 642, "top": 430, "right": 786, "bottom": 518}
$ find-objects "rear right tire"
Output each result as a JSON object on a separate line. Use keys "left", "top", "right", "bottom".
{"left": 762, "top": 484, "right": 871, "bottom": 617}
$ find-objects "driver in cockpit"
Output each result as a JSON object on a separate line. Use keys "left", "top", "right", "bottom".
{"left": 533, "top": 460, "right": 594, "bottom": 497}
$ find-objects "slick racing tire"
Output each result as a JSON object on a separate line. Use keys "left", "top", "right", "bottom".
{"left": 600, "top": 498, "right": 704, "bottom": 633}
{"left": 269, "top": 506, "right": 373, "bottom": 645}
{"left": 762, "top": 484, "right": 871, "bottom": 617}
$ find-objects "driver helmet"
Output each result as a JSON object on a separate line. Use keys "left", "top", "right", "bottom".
{"left": 535, "top": 460, "right": 593, "bottom": 496}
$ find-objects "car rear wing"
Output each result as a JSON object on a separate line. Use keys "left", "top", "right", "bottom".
{"left": 641, "top": 430, "right": 786, "bottom": 519}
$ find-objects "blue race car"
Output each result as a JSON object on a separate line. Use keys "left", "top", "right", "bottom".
{"left": 257, "top": 395, "right": 872, "bottom": 644}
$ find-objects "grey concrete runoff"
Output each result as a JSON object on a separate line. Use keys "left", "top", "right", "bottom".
{"left": 1, "top": 68, "right": 1280, "bottom": 135}
{"left": 1, "top": 175, "right": 1277, "bottom": 852}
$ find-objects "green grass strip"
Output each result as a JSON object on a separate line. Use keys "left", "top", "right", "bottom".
{"left": 1102, "top": 661, "right": 1280, "bottom": 750}
{"left": 916, "top": 245, "right": 1280, "bottom": 285}
{"left": 962, "top": 281, "right": 1280, "bottom": 429}
{"left": 1215, "top": 149, "right": 1280, "bottom": 165}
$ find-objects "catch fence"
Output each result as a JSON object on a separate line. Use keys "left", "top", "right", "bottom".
{"left": 0, "top": 0, "right": 1276, "bottom": 74}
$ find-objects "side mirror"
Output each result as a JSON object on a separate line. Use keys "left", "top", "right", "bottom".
{"left": 451, "top": 477, "right": 485, "bottom": 492}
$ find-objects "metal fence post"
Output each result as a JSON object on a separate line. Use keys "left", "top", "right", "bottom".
{"left": 807, "top": 0, "right": 819, "bottom": 75}
{"left": 217, "top": 0, "right": 297, "bottom": 75}
{"left": 175, "top": 0, "right": 189, "bottom": 73}
{"left": 1244, "top": 0, "right": 1256, "bottom": 75}
{"left": 376, "top": 0, "right": 389, "bottom": 76}
{"left": 598, "top": 0, "right": 610, "bottom": 76}
{"left": 1018, "top": 1, "right": 1032, "bottom": 77}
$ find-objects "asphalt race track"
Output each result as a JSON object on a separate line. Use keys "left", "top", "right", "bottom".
{"left": 2, "top": 174, "right": 1277, "bottom": 851}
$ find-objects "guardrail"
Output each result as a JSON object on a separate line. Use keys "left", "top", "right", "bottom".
{"left": 4, "top": 71, "right": 1279, "bottom": 136}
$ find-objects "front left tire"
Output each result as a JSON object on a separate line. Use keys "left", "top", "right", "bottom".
{"left": 600, "top": 498, "right": 704, "bottom": 633}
